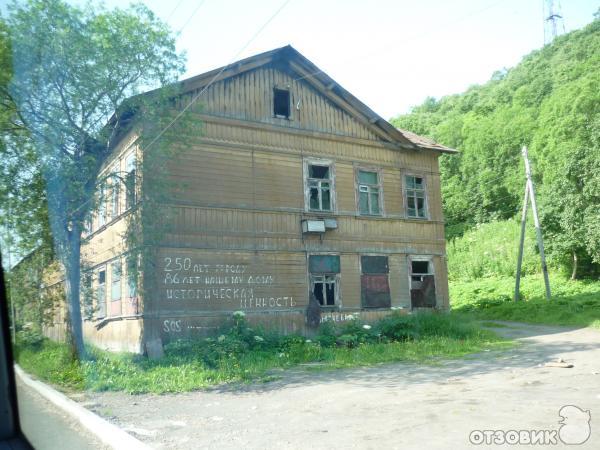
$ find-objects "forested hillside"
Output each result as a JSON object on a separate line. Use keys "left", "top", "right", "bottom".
{"left": 392, "top": 17, "right": 600, "bottom": 277}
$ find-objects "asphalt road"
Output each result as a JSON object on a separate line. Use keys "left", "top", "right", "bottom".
{"left": 16, "top": 379, "right": 107, "bottom": 450}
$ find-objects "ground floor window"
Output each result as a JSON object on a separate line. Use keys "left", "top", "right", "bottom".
{"left": 96, "top": 267, "right": 106, "bottom": 318}
{"left": 361, "top": 255, "right": 391, "bottom": 308}
{"left": 309, "top": 254, "right": 340, "bottom": 307}
{"left": 409, "top": 257, "right": 436, "bottom": 308}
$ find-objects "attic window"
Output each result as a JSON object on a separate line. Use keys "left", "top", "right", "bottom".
{"left": 274, "top": 88, "right": 290, "bottom": 118}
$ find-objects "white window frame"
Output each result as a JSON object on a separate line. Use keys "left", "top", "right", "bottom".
{"left": 356, "top": 166, "right": 383, "bottom": 216}
{"left": 407, "top": 255, "right": 437, "bottom": 307}
{"left": 404, "top": 173, "right": 429, "bottom": 219}
{"left": 303, "top": 158, "right": 336, "bottom": 213}
{"left": 307, "top": 253, "right": 341, "bottom": 308}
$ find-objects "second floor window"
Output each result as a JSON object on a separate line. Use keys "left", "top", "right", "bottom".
{"left": 405, "top": 175, "right": 427, "bottom": 219}
{"left": 111, "top": 261, "right": 121, "bottom": 301}
{"left": 98, "top": 183, "right": 107, "bottom": 227}
{"left": 357, "top": 169, "right": 381, "bottom": 215}
{"left": 307, "top": 163, "right": 333, "bottom": 211}
{"left": 110, "top": 165, "right": 120, "bottom": 220}
{"left": 125, "top": 152, "right": 136, "bottom": 210}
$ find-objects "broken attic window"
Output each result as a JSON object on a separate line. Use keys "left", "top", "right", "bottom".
{"left": 405, "top": 175, "right": 427, "bottom": 218}
{"left": 274, "top": 88, "right": 290, "bottom": 118}
{"left": 361, "top": 256, "right": 391, "bottom": 308}
{"left": 308, "top": 164, "right": 332, "bottom": 211}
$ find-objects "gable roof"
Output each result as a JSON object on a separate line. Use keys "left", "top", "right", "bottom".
{"left": 147, "top": 45, "right": 457, "bottom": 154}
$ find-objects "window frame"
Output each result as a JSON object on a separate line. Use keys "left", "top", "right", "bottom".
{"left": 407, "top": 255, "right": 437, "bottom": 308}
{"left": 96, "top": 266, "right": 107, "bottom": 319}
{"left": 109, "top": 163, "right": 120, "bottom": 221}
{"left": 124, "top": 151, "right": 136, "bottom": 211}
{"left": 303, "top": 158, "right": 336, "bottom": 213}
{"left": 111, "top": 260, "right": 122, "bottom": 302}
{"left": 307, "top": 253, "right": 341, "bottom": 308}
{"left": 403, "top": 173, "right": 429, "bottom": 220}
{"left": 273, "top": 87, "right": 292, "bottom": 120}
{"left": 355, "top": 166, "right": 384, "bottom": 216}
{"left": 360, "top": 255, "right": 391, "bottom": 309}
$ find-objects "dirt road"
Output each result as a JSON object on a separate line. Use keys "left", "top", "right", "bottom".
{"left": 80, "top": 322, "right": 600, "bottom": 449}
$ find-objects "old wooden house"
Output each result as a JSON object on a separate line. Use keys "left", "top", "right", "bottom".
{"left": 71, "top": 45, "right": 456, "bottom": 353}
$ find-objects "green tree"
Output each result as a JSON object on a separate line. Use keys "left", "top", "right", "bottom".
{"left": 5, "top": 0, "right": 185, "bottom": 358}
{"left": 392, "top": 17, "right": 600, "bottom": 275}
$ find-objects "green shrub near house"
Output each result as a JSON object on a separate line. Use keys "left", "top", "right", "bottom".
{"left": 15, "top": 311, "right": 510, "bottom": 394}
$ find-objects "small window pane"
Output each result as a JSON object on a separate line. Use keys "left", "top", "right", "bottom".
{"left": 405, "top": 176, "right": 415, "bottom": 189}
{"left": 370, "top": 193, "right": 380, "bottom": 214}
{"left": 361, "top": 256, "right": 389, "bottom": 274}
{"left": 325, "top": 282, "right": 335, "bottom": 306}
{"left": 359, "top": 191, "right": 369, "bottom": 214}
{"left": 359, "top": 170, "right": 378, "bottom": 185}
{"left": 322, "top": 188, "right": 331, "bottom": 210}
{"left": 412, "top": 260, "right": 430, "bottom": 274}
{"left": 309, "top": 188, "right": 320, "bottom": 209}
{"left": 309, "top": 165, "right": 329, "bottom": 179}
{"left": 309, "top": 255, "right": 340, "bottom": 273}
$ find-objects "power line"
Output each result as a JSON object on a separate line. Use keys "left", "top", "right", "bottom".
{"left": 166, "top": 0, "right": 186, "bottom": 21}
{"left": 292, "top": 0, "right": 513, "bottom": 84}
{"left": 143, "top": 0, "right": 292, "bottom": 154}
{"left": 178, "top": 0, "right": 207, "bottom": 34}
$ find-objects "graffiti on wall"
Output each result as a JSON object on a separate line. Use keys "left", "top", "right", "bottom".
{"left": 161, "top": 256, "right": 297, "bottom": 312}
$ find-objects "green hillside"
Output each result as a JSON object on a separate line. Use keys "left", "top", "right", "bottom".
{"left": 392, "top": 18, "right": 600, "bottom": 277}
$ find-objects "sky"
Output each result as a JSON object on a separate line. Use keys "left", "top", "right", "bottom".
{"left": 91, "top": 0, "right": 598, "bottom": 119}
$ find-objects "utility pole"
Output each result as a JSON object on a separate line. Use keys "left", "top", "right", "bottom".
{"left": 544, "top": 0, "right": 566, "bottom": 45}
{"left": 514, "top": 146, "right": 551, "bottom": 301}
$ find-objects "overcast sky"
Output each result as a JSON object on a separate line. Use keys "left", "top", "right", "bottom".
{"left": 102, "top": 0, "right": 597, "bottom": 119}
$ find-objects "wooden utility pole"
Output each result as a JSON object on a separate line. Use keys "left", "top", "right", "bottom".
{"left": 514, "top": 146, "right": 551, "bottom": 301}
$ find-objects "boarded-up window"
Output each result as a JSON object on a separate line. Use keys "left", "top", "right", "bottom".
{"left": 361, "top": 256, "right": 391, "bottom": 308}
{"left": 410, "top": 259, "right": 436, "bottom": 308}
{"left": 309, "top": 255, "right": 340, "bottom": 307}
{"left": 97, "top": 268, "right": 106, "bottom": 318}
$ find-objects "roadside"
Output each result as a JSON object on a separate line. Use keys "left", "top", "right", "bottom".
{"left": 16, "top": 378, "right": 108, "bottom": 450}
{"left": 78, "top": 322, "right": 600, "bottom": 449}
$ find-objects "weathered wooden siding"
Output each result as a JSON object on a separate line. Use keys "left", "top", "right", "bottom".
{"left": 180, "top": 65, "right": 382, "bottom": 141}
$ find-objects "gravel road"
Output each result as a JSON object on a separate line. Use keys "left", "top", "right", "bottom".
{"left": 79, "top": 322, "right": 600, "bottom": 449}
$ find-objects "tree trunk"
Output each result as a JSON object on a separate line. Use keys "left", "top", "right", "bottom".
{"left": 570, "top": 251, "right": 578, "bottom": 280}
{"left": 63, "top": 227, "right": 86, "bottom": 360}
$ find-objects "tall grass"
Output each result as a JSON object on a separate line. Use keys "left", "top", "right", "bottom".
{"left": 15, "top": 312, "right": 510, "bottom": 394}
{"left": 447, "top": 218, "right": 542, "bottom": 280}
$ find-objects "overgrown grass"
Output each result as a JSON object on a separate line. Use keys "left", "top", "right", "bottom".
{"left": 451, "top": 274, "right": 600, "bottom": 328}
{"left": 15, "top": 312, "right": 510, "bottom": 394}
{"left": 447, "top": 219, "right": 542, "bottom": 280}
